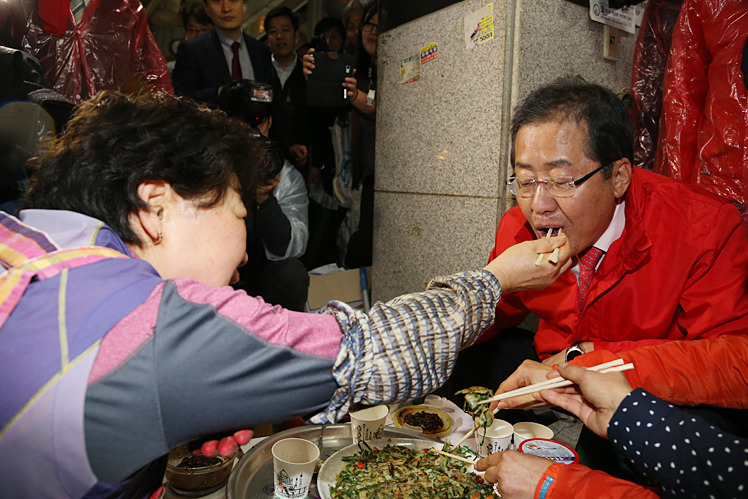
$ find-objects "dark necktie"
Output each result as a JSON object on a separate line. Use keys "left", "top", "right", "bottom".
{"left": 576, "top": 246, "right": 604, "bottom": 311}
{"left": 231, "top": 41, "right": 242, "bottom": 81}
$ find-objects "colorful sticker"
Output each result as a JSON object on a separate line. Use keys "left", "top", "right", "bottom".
{"left": 420, "top": 43, "right": 438, "bottom": 64}
{"left": 589, "top": 0, "right": 636, "bottom": 34}
{"left": 400, "top": 55, "right": 420, "bottom": 85}
{"left": 464, "top": 3, "right": 494, "bottom": 49}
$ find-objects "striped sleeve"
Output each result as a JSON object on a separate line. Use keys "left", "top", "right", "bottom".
{"left": 311, "top": 269, "right": 502, "bottom": 423}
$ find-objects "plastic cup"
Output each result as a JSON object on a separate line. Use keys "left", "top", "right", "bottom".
{"left": 271, "top": 438, "right": 320, "bottom": 498}
{"left": 350, "top": 405, "right": 388, "bottom": 444}
{"left": 512, "top": 422, "right": 553, "bottom": 450}
{"left": 474, "top": 419, "right": 513, "bottom": 457}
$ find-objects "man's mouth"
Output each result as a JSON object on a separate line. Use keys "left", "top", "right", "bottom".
{"left": 536, "top": 227, "right": 563, "bottom": 238}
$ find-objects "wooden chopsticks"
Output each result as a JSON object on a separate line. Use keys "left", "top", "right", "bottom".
{"left": 429, "top": 447, "right": 477, "bottom": 465}
{"left": 535, "top": 228, "right": 563, "bottom": 265}
{"left": 452, "top": 359, "right": 632, "bottom": 447}
{"left": 477, "top": 359, "right": 633, "bottom": 405}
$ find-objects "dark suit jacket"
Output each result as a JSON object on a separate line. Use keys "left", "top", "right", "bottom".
{"left": 270, "top": 58, "right": 308, "bottom": 151}
{"left": 172, "top": 29, "right": 273, "bottom": 104}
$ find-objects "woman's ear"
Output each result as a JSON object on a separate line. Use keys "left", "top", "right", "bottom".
{"left": 133, "top": 181, "right": 169, "bottom": 245}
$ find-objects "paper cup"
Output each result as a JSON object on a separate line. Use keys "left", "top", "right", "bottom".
{"left": 513, "top": 422, "right": 554, "bottom": 450}
{"left": 350, "top": 405, "right": 388, "bottom": 444}
{"left": 271, "top": 438, "right": 320, "bottom": 499}
{"left": 474, "top": 419, "right": 513, "bottom": 457}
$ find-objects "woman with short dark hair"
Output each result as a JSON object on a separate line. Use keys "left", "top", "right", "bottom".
{"left": 0, "top": 91, "right": 570, "bottom": 497}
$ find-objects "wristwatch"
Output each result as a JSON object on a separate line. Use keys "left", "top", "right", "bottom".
{"left": 565, "top": 341, "right": 585, "bottom": 362}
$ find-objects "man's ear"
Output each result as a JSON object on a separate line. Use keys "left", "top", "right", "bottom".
{"left": 133, "top": 181, "right": 169, "bottom": 244}
{"left": 612, "top": 158, "right": 632, "bottom": 199}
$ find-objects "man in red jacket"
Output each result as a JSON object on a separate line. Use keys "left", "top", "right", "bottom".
{"left": 448, "top": 76, "right": 748, "bottom": 395}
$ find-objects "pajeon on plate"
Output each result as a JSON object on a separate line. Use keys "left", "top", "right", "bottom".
{"left": 391, "top": 405, "right": 454, "bottom": 438}
{"left": 318, "top": 438, "right": 495, "bottom": 499}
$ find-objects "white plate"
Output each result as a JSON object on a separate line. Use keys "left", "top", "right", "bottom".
{"left": 317, "top": 437, "right": 443, "bottom": 499}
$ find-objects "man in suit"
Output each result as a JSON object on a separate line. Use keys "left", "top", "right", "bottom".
{"left": 171, "top": 0, "right": 273, "bottom": 104}
{"left": 265, "top": 6, "right": 308, "bottom": 169}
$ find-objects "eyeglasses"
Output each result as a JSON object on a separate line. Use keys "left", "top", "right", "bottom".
{"left": 507, "top": 161, "right": 615, "bottom": 198}
{"left": 362, "top": 22, "right": 378, "bottom": 32}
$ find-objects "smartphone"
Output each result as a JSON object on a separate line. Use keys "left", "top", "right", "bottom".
{"left": 306, "top": 52, "right": 356, "bottom": 108}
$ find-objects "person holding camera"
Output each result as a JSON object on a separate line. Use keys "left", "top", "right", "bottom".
{"left": 219, "top": 80, "right": 310, "bottom": 311}
{"left": 265, "top": 7, "right": 309, "bottom": 170}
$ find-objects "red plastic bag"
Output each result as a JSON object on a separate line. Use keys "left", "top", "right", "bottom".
{"left": 630, "top": 0, "right": 683, "bottom": 171}
{"left": 654, "top": 0, "right": 748, "bottom": 216}
{"left": 1, "top": 0, "right": 173, "bottom": 104}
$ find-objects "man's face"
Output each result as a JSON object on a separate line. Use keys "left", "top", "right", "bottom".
{"left": 266, "top": 15, "right": 297, "bottom": 59}
{"left": 346, "top": 8, "right": 362, "bottom": 43}
{"left": 203, "top": 0, "right": 245, "bottom": 37}
{"left": 513, "top": 120, "right": 631, "bottom": 257}
{"left": 322, "top": 27, "right": 344, "bottom": 53}
{"left": 184, "top": 16, "right": 212, "bottom": 40}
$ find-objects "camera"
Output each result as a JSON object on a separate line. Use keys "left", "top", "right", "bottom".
{"left": 217, "top": 80, "right": 273, "bottom": 127}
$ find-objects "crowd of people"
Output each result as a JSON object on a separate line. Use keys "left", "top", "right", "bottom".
{"left": 0, "top": 0, "right": 747, "bottom": 498}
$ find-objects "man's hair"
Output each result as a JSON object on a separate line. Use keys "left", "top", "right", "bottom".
{"left": 23, "top": 91, "right": 263, "bottom": 246}
{"left": 343, "top": 0, "right": 369, "bottom": 25}
{"left": 510, "top": 76, "right": 633, "bottom": 178}
{"left": 181, "top": 1, "right": 211, "bottom": 27}
{"left": 314, "top": 17, "right": 346, "bottom": 40}
{"left": 264, "top": 6, "right": 299, "bottom": 33}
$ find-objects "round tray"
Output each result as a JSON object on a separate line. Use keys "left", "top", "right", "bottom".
{"left": 226, "top": 424, "right": 438, "bottom": 498}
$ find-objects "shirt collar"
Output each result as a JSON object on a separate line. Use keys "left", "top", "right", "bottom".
{"left": 272, "top": 53, "right": 297, "bottom": 86}
{"left": 591, "top": 199, "right": 626, "bottom": 253}
{"left": 216, "top": 29, "right": 245, "bottom": 50}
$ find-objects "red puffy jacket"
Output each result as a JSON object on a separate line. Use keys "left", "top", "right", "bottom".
{"left": 534, "top": 334, "right": 748, "bottom": 498}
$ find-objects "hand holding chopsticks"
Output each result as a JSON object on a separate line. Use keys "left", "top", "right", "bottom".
{"left": 535, "top": 228, "right": 563, "bottom": 265}
{"left": 477, "top": 359, "right": 634, "bottom": 406}
{"left": 429, "top": 447, "right": 477, "bottom": 465}
{"left": 452, "top": 359, "right": 634, "bottom": 448}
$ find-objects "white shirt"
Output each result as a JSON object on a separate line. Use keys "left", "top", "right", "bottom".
{"left": 571, "top": 200, "right": 626, "bottom": 278}
{"left": 216, "top": 31, "right": 255, "bottom": 82}
{"left": 271, "top": 53, "right": 298, "bottom": 88}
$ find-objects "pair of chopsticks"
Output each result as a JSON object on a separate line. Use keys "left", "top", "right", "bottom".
{"left": 477, "top": 359, "right": 634, "bottom": 405}
{"left": 535, "top": 228, "right": 563, "bottom": 265}
{"left": 429, "top": 447, "right": 477, "bottom": 465}
{"left": 452, "top": 359, "right": 634, "bottom": 447}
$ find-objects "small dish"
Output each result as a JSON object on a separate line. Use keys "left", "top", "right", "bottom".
{"left": 391, "top": 405, "right": 453, "bottom": 438}
{"left": 165, "top": 444, "right": 237, "bottom": 496}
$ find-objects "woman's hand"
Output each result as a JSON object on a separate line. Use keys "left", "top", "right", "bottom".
{"left": 255, "top": 174, "right": 281, "bottom": 204}
{"left": 302, "top": 48, "right": 316, "bottom": 78}
{"left": 540, "top": 363, "right": 633, "bottom": 440}
{"left": 484, "top": 234, "right": 571, "bottom": 293}
{"left": 475, "top": 451, "right": 553, "bottom": 498}
{"left": 344, "top": 72, "right": 359, "bottom": 102}
{"left": 489, "top": 360, "right": 555, "bottom": 412}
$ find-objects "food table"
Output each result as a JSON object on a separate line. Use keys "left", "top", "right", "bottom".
{"left": 162, "top": 396, "right": 584, "bottom": 498}
{"left": 162, "top": 396, "right": 475, "bottom": 498}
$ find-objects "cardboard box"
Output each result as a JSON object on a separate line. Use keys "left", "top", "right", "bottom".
{"left": 307, "top": 267, "right": 371, "bottom": 311}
